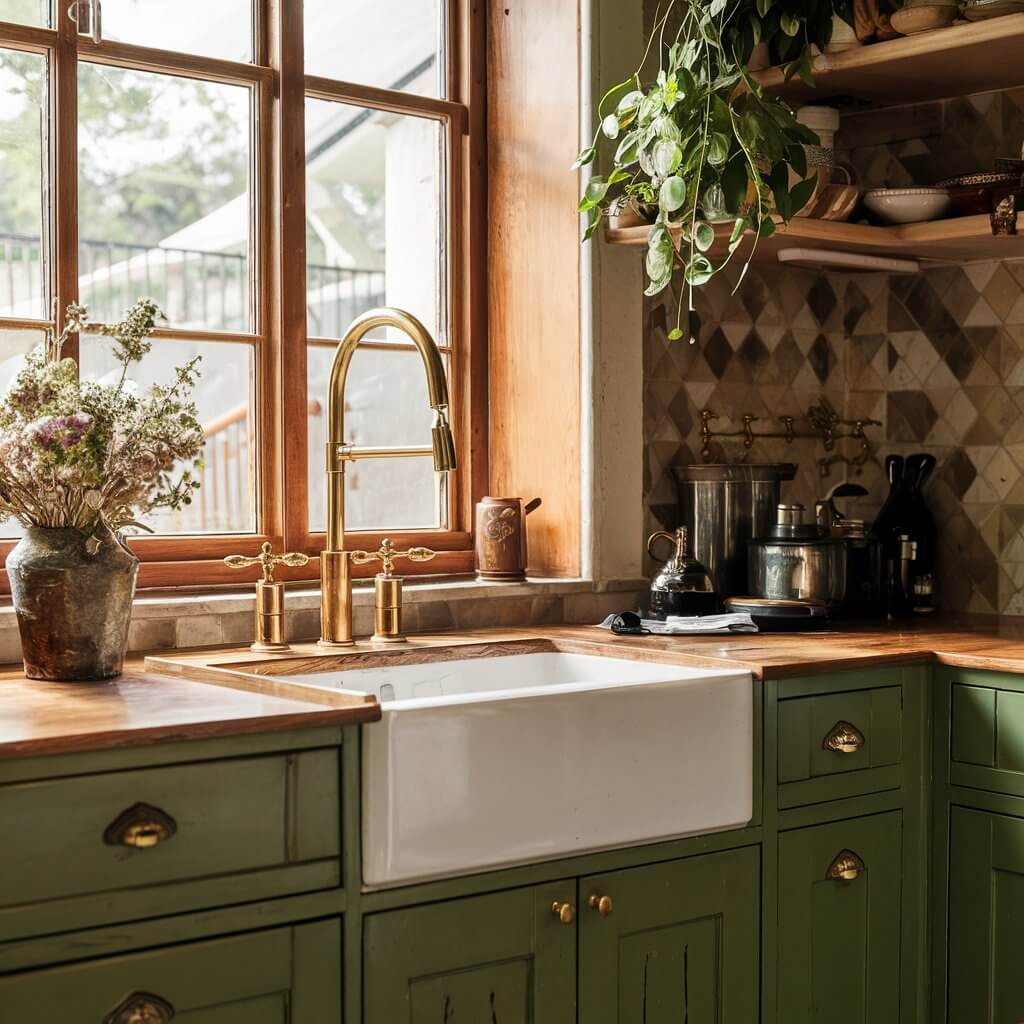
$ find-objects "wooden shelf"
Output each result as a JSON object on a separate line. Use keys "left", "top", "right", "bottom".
{"left": 755, "top": 14, "right": 1024, "bottom": 108}
{"left": 605, "top": 214, "right": 1024, "bottom": 265}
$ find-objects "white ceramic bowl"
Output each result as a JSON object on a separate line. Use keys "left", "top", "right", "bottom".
{"left": 863, "top": 187, "right": 952, "bottom": 225}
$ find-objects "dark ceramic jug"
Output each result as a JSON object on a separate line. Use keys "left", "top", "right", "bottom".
{"left": 6, "top": 525, "right": 139, "bottom": 680}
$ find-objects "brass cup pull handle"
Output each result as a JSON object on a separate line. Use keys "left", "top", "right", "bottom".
{"left": 103, "top": 991, "right": 175, "bottom": 1023}
{"left": 551, "top": 900, "right": 574, "bottom": 925}
{"left": 588, "top": 893, "right": 614, "bottom": 917}
{"left": 103, "top": 803, "right": 177, "bottom": 850}
{"left": 822, "top": 720, "right": 865, "bottom": 754}
{"left": 826, "top": 849, "right": 865, "bottom": 882}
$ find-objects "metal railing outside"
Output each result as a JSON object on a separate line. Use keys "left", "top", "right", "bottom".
{"left": 0, "top": 233, "right": 385, "bottom": 336}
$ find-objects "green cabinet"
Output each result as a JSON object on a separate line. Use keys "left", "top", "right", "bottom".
{"left": 0, "top": 918, "right": 342, "bottom": 1022}
{"left": 579, "top": 846, "right": 761, "bottom": 1023}
{"left": 777, "top": 812, "right": 903, "bottom": 1024}
{"left": 363, "top": 848, "right": 760, "bottom": 1024}
{"left": 363, "top": 881, "right": 577, "bottom": 1023}
{"left": 947, "top": 807, "right": 1024, "bottom": 1024}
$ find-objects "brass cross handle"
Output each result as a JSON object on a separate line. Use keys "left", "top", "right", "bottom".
{"left": 224, "top": 541, "right": 310, "bottom": 582}
{"left": 349, "top": 538, "right": 436, "bottom": 576}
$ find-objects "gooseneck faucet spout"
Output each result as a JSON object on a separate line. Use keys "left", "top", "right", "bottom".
{"left": 320, "top": 307, "right": 456, "bottom": 646}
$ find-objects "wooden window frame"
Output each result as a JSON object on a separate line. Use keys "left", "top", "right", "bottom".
{"left": 0, "top": 0, "right": 487, "bottom": 592}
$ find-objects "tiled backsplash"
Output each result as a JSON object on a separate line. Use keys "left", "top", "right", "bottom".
{"left": 643, "top": 84, "right": 1024, "bottom": 615}
{"left": 644, "top": 258, "right": 1024, "bottom": 615}
{"left": 0, "top": 578, "right": 647, "bottom": 666}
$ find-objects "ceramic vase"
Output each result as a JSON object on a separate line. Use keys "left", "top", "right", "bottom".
{"left": 6, "top": 525, "right": 139, "bottom": 680}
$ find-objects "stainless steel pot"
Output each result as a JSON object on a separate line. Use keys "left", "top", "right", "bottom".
{"left": 674, "top": 464, "right": 796, "bottom": 598}
{"left": 748, "top": 537, "right": 847, "bottom": 604}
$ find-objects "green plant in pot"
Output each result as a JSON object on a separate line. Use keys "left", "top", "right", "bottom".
{"left": 577, "top": 0, "right": 844, "bottom": 342}
{"left": 0, "top": 300, "right": 203, "bottom": 681}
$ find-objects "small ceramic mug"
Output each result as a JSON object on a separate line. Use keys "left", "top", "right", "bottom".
{"left": 474, "top": 496, "right": 541, "bottom": 581}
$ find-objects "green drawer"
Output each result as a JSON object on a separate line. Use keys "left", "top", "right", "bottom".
{"left": 0, "top": 748, "right": 340, "bottom": 922}
{"left": 0, "top": 919, "right": 342, "bottom": 1022}
{"left": 950, "top": 677, "right": 1024, "bottom": 798}
{"left": 777, "top": 685, "right": 902, "bottom": 808}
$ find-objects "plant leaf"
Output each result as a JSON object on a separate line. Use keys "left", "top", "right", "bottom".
{"left": 780, "top": 12, "right": 801, "bottom": 36}
{"left": 788, "top": 174, "right": 818, "bottom": 217}
{"left": 572, "top": 147, "right": 596, "bottom": 171}
{"left": 652, "top": 139, "right": 683, "bottom": 178}
{"left": 720, "top": 157, "right": 750, "bottom": 214}
{"left": 694, "top": 221, "right": 716, "bottom": 252}
{"left": 707, "top": 133, "right": 731, "bottom": 167}
{"left": 578, "top": 177, "right": 609, "bottom": 212}
{"left": 602, "top": 114, "right": 620, "bottom": 140}
{"left": 659, "top": 175, "right": 687, "bottom": 213}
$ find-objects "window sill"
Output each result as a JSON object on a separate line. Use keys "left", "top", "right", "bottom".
{"left": 0, "top": 576, "right": 648, "bottom": 665}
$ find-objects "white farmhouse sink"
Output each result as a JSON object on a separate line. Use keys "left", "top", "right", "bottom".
{"left": 275, "top": 650, "right": 753, "bottom": 888}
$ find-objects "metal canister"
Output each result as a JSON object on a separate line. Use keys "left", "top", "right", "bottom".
{"left": 673, "top": 464, "right": 796, "bottom": 598}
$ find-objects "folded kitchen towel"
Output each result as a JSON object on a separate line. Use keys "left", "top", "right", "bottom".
{"left": 597, "top": 612, "right": 758, "bottom": 635}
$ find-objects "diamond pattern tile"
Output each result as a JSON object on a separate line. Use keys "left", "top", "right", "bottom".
{"left": 641, "top": 87, "right": 1024, "bottom": 614}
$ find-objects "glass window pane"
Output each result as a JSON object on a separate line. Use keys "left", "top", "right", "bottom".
{"left": 306, "top": 100, "right": 445, "bottom": 344}
{"left": 0, "top": 327, "right": 47, "bottom": 540}
{"left": 0, "top": 48, "right": 48, "bottom": 321}
{"left": 78, "top": 64, "right": 252, "bottom": 333}
{"left": 0, "top": 1, "right": 50, "bottom": 27}
{"left": 304, "top": 0, "right": 443, "bottom": 97}
{"left": 81, "top": 336, "right": 256, "bottom": 534}
{"left": 307, "top": 344, "right": 446, "bottom": 533}
{"left": 99, "top": 0, "right": 252, "bottom": 62}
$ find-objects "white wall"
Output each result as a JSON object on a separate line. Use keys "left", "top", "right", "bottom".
{"left": 581, "top": 0, "right": 647, "bottom": 584}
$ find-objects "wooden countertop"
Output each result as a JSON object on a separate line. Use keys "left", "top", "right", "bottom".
{"left": 540, "top": 618, "right": 1024, "bottom": 678}
{"left": 6, "top": 616, "right": 1024, "bottom": 762}
{"left": 0, "top": 662, "right": 380, "bottom": 761}
{"left": 146, "top": 616, "right": 1024, "bottom": 687}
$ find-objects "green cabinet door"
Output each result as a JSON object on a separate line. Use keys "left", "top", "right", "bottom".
{"left": 777, "top": 811, "right": 902, "bottom": 1024}
{"left": 578, "top": 846, "right": 760, "bottom": 1023}
{"left": 363, "top": 880, "right": 576, "bottom": 1023}
{"left": 948, "top": 806, "right": 1024, "bottom": 1024}
{"left": 0, "top": 919, "right": 341, "bottom": 1022}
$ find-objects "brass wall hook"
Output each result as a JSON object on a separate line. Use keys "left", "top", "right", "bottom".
{"left": 225, "top": 542, "right": 310, "bottom": 652}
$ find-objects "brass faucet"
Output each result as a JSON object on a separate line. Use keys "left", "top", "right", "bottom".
{"left": 319, "top": 308, "right": 456, "bottom": 646}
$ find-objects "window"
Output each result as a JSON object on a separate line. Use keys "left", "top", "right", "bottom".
{"left": 0, "top": 1, "right": 484, "bottom": 587}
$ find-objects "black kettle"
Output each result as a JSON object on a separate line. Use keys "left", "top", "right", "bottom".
{"left": 647, "top": 527, "right": 722, "bottom": 620}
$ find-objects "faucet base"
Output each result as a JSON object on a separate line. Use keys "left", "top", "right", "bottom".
{"left": 317, "top": 638, "right": 356, "bottom": 649}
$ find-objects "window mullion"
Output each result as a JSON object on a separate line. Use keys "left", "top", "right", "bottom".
{"left": 270, "top": 0, "right": 310, "bottom": 551}
{"left": 52, "top": 1, "right": 78, "bottom": 362}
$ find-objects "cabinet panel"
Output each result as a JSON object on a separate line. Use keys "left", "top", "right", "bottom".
{"left": 950, "top": 681, "right": 1024, "bottom": 797}
{"left": 777, "top": 686, "right": 902, "bottom": 808}
{"left": 578, "top": 846, "right": 760, "bottom": 1023}
{"left": 363, "top": 881, "right": 576, "bottom": 1023}
{"left": 948, "top": 806, "right": 1024, "bottom": 1024}
{"left": 0, "top": 919, "right": 341, "bottom": 1022}
{"left": 0, "top": 748, "right": 340, "bottom": 916}
{"left": 777, "top": 811, "right": 902, "bottom": 1024}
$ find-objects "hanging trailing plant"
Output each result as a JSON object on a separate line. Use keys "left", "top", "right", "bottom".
{"left": 577, "top": 0, "right": 843, "bottom": 342}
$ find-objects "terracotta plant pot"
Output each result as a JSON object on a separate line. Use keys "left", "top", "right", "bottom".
{"left": 6, "top": 525, "right": 139, "bottom": 681}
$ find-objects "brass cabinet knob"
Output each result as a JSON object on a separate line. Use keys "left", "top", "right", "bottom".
{"left": 103, "top": 991, "right": 175, "bottom": 1023}
{"left": 588, "top": 894, "right": 614, "bottom": 917}
{"left": 103, "top": 803, "right": 177, "bottom": 850}
{"left": 826, "top": 849, "right": 865, "bottom": 882}
{"left": 551, "top": 900, "right": 574, "bottom": 925}
{"left": 822, "top": 720, "right": 865, "bottom": 754}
